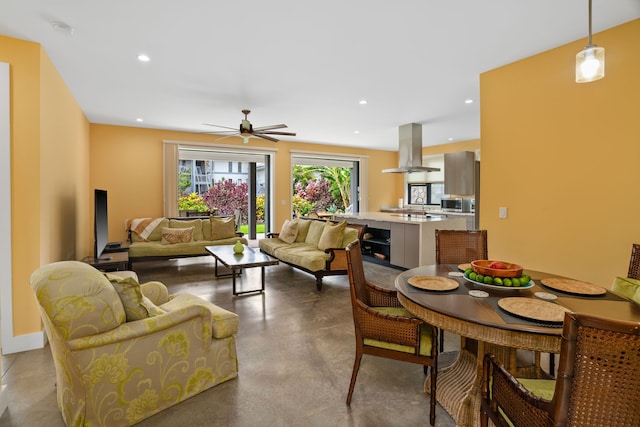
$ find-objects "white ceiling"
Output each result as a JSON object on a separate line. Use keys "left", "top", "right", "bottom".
{"left": 1, "top": 1, "right": 638, "bottom": 151}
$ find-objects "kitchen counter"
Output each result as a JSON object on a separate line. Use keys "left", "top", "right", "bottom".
{"left": 380, "top": 208, "right": 475, "bottom": 217}
{"left": 335, "top": 211, "right": 463, "bottom": 223}
{"left": 334, "top": 212, "right": 466, "bottom": 269}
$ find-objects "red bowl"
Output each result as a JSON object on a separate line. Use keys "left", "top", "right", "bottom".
{"left": 471, "top": 260, "right": 523, "bottom": 278}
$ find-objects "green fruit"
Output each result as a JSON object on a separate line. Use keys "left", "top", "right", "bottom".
{"left": 484, "top": 275, "right": 493, "bottom": 284}
{"left": 520, "top": 274, "right": 531, "bottom": 285}
{"left": 476, "top": 274, "right": 484, "bottom": 283}
{"left": 465, "top": 268, "right": 473, "bottom": 276}
{"left": 469, "top": 272, "right": 477, "bottom": 281}
{"left": 503, "top": 278, "right": 513, "bottom": 287}
{"left": 493, "top": 277, "right": 503, "bottom": 286}
{"left": 511, "top": 277, "right": 521, "bottom": 287}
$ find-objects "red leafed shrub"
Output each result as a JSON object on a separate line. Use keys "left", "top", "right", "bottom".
{"left": 203, "top": 180, "right": 249, "bottom": 222}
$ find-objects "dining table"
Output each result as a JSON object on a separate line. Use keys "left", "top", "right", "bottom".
{"left": 395, "top": 263, "right": 640, "bottom": 427}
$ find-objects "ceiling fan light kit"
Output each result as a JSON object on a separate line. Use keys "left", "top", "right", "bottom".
{"left": 203, "top": 109, "right": 296, "bottom": 143}
{"left": 576, "top": 0, "right": 605, "bottom": 83}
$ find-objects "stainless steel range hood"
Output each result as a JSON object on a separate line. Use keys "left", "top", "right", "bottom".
{"left": 382, "top": 123, "right": 440, "bottom": 173}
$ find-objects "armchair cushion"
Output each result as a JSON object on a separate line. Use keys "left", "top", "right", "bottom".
{"left": 364, "top": 306, "right": 434, "bottom": 356}
{"left": 517, "top": 378, "right": 556, "bottom": 401}
{"left": 160, "top": 293, "right": 239, "bottom": 339}
{"left": 612, "top": 276, "right": 640, "bottom": 301}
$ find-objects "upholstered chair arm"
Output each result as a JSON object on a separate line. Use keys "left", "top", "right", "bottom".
{"left": 365, "top": 280, "right": 403, "bottom": 308}
{"left": 140, "top": 281, "right": 170, "bottom": 305}
{"left": 355, "top": 300, "right": 424, "bottom": 348}
{"left": 67, "top": 304, "right": 213, "bottom": 351}
{"left": 481, "top": 354, "right": 551, "bottom": 427}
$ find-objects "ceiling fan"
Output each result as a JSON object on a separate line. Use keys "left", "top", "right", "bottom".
{"left": 203, "top": 109, "right": 296, "bottom": 143}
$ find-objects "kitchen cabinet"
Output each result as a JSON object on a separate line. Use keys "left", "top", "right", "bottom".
{"left": 390, "top": 223, "right": 420, "bottom": 269}
{"left": 444, "top": 151, "right": 475, "bottom": 195}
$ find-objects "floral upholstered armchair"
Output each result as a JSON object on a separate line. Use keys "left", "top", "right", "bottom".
{"left": 30, "top": 261, "right": 239, "bottom": 427}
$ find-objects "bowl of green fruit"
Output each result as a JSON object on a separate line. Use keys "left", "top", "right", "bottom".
{"left": 463, "top": 261, "right": 532, "bottom": 290}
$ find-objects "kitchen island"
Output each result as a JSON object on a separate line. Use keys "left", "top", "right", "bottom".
{"left": 334, "top": 212, "right": 465, "bottom": 269}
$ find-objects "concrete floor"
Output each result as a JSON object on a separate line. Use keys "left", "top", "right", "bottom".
{"left": 0, "top": 255, "right": 460, "bottom": 427}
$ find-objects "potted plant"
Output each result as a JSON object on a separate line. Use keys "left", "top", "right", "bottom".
{"left": 178, "top": 193, "right": 212, "bottom": 217}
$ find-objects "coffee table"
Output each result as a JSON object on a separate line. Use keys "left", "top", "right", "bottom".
{"left": 205, "top": 245, "right": 279, "bottom": 295}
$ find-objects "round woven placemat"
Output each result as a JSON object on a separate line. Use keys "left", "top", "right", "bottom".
{"left": 458, "top": 263, "right": 472, "bottom": 271}
{"left": 408, "top": 276, "right": 459, "bottom": 291}
{"left": 540, "top": 278, "right": 606, "bottom": 296}
{"left": 498, "top": 297, "right": 570, "bottom": 323}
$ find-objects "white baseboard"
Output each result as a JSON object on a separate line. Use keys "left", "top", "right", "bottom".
{"left": 0, "top": 384, "right": 7, "bottom": 418}
{"left": 2, "top": 331, "right": 47, "bottom": 355}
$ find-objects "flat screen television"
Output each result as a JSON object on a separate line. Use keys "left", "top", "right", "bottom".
{"left": 94, "top": 189, "right": 109, "bottom": 259}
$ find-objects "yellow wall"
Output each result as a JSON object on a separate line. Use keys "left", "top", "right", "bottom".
{"left": 423, "top": 139, "right": 480, "bottom": 156}
{"left": 90, "top": 124, "right": 401, "bottom": 243}
{"left": 480, "top": 19, "right": 640, "bottom": 288}
{"left": 0, "top": 36, "right": 90, "bottom": 338}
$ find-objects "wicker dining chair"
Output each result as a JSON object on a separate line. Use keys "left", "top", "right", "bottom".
{"left": 435, "top": 229, "right": 488, "bottom": 265}
{"left": 345, "top": 240, "right": 439, "bottom": 425}
{"left": 628, "top": 243, "right": 640, "bottom": 280}
{"left": 481, "top": 311, "right": 640, "bottom": 427}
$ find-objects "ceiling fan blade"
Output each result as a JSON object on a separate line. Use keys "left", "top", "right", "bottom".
{"left": 253, "top": 124, "right": 287, "bottom": 131}
{"left": 255, "top": 134, "right": 279, "bottom": 142}
{"left": 199, "top": 130, "right": 238, "bottom": 135}
{"left": 256, "top": 131, "right": 297, "bottom": 137}
{"left": 202, "top": 123, "right": 239, "bottom": 131}
{"left": 210, "top": 134, "right": 238, "bottom": 142}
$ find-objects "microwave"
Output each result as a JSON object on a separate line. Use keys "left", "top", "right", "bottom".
{"left": 441, "top": 198, "right": 474, "bottom": 213}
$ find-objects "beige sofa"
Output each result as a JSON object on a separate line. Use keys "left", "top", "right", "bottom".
{"left": 258, "top": 217, "right": 366, "bottom": 290}
{"left": 127, "top": 216, "right": 248, "bottom": 264}
{"left": 30, "top": 260, "right": 238, "bottom": 427}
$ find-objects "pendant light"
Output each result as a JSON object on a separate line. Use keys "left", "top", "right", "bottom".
{"left": 576, "top": 0, "right": 605, "bottom": 83}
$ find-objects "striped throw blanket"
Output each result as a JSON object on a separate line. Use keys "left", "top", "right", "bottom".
{"left": 125, "top": 217, "right": 165, "bottom": 241}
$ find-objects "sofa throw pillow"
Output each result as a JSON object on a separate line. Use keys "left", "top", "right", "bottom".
{"left": 169, "top": 218, "right": 204, "bottom": 241}
{"left": 279, "top": 220, "right": 299, "bottom": 244}
{"left": 211, "top": 216, "right": 236, "bottom": 240}
{"left": 161, "top": 227, "right": 194, "bottom": 244}
{"left": 294, "top": 218, "right": 312, "bottom": 243}
{"left": 318, "top": 220, "right": 347, "bottom": 250}
{"left": 305, "top": 220, "right": 326, "bottom": 246}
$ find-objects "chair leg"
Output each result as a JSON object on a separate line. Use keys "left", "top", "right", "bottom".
{"left": 429, "top": 365, "right": 437, "bottom": 426}
{"left": 346, "top": 352, "right": 363, "bottom": 405}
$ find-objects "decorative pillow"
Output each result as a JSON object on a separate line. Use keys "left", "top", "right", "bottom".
{"left": 305, "top": 220, "right": 326, "bottom": 246}
{"left": 160, "top": 227, "right": 194, "bottom": 244}
{"left": 169, "top": 218, "right": 204, "bottom": 241}
{"left": 294, "top": 219, "right": 312, "bottom": 243}
{"left": 211, "top": 216, "right": 236, "bottom": 240}
{"left": 106, "top": 276, "right": 150, "bottom": 321}
{"left": 105, "top": 274, "right": 166, "bottom": 321}
{"left": 318, "top": 220, "right": 347, "bottom": 250}
{"left": 279, "top": 220, "right": 299, "bottom": 244}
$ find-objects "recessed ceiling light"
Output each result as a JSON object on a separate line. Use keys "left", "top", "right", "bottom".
{"left": 136, "top": 118, "right": 143, "bottom": 122}
{"left": 137, "top": 54, "right": 150, "bottom": 62}
{"left": 448, "top": 137, "right": 454, "bottom": 141}
{"left": 465, "top": 99, "right": 473, "bottom": 104}
{"left": 359, "top": 100, "right": 368, "bottom": 105}
{"left": 354, "top": 130, "right": 360, "bottom": 134}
